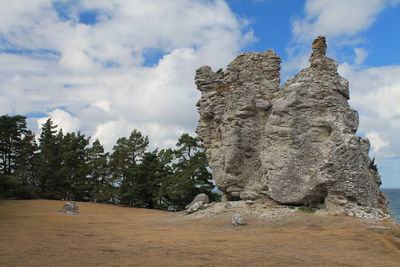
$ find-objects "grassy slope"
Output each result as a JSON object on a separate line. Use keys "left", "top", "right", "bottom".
{"left": 0, "top": 199, "right": 400, "bottom": 267}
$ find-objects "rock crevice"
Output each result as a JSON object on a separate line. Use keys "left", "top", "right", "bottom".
{"left": 195, "top": 36, "right": 389, "bottom": 219}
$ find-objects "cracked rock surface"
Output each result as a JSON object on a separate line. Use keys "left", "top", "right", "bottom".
{"left": 195, "top": 36, "right": 390, "bottom": 219}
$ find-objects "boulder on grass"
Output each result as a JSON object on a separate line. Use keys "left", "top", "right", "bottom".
{"left": 232, "top": 214, "right": 246, "bottom": 226}
{"left": 59, "top": 201, "right": 79, "bottom": 215}
{"left": 185, "top": 193, "right": 210, "bottom": 214}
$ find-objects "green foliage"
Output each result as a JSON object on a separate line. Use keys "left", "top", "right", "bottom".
{"left": 0, "top": 173, "right": 39, "bottom": 199}
{"left": 0, "top": 174, "right": 20, "bottom": 197}
{"left": 370, "top": 156, "right": 378, "bottom": 172}
{"left": 58, "top": 131, "right": 90, "bottom": 201}
{"left": 158, "top": 133, "right": 215, "bottom": 210}
{"left": 0, "top": 115, "right": 36, "bottom": 174}
{"left": 0, "top": 115, "right": 38, "bottom": 198}
{"left": 0, "top": 115, "right": 219, "bottom": 210}
{"left": 35, "top": 119, "right": 63, "bottom": 199}
{"left": 130, "top": 151, "right": 167, "bottom": 208}
{"left": 86, "top": 139, "right": 114, "bottom": 203}
{"left": 111, "top": 130, "right": 149, "bottom": 206}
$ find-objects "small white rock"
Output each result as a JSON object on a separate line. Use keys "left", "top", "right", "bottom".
{"left": 232, "top": 214, "right": 246, "bottom": 226}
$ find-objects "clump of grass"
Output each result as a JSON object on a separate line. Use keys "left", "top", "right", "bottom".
{"left": 298, "top": 206, "right": 317, "bottom": 213}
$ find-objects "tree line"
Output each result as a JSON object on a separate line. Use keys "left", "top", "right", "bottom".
{"left": 0, "top": 115, "right": 219, "bottom": 210}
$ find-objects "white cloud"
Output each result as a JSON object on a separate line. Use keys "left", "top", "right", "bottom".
{"left": 0, "top": 0, "right": 252, "bottom": 150}
{"left": 283, "top": 0, "right": 400, "bottom": 162}
{"left": 366, "top": 131, "right": 389, "bottom": 154}
{"left": 292, "top": 0, "right": 397, "bottom": 41}
{"left": 37, "top": 108, "right": 80, "bottom": 134}
{"left": 339, "top": 65, "right": 400, "bottom": 120}
{"left": 354, "top": 47, "right": 368, "bottom": 65}
{"left": 284, "top": 0, "right": 399, "bottom": 75}
{"left": 339, "top": 63, "right": 400, "bottom": 158}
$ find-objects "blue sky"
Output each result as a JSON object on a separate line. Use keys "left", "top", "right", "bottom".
{"left": 0, "top": 0, "right": 399, "bottom": 187}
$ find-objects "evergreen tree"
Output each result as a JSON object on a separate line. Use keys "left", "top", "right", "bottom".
{"left": 14, "top": 130, "right": 38, "bottom": 198}
{"left": 35, "top": 119, "right": 63, "bottom": 199}
{"left": 133, "top": 149, "right": 174, "bottom": 209}
{"left": 0, "top": 115, "right": 37, "bottom": 197}
{"left": 110, "top": 130, "right": 149, "bottom": 206}
{"left": 58, "top": 131, "right": 90, "bottom": 201}
{"left": 159, "top": 133, "right": 215, "bottom": 210}
{"left": 86, "top": 139, "right": 113, "bottom": 203}
{"left": 0, "top": 115, "right": 218, "bottom": 207}
{"left": 0, "top": 115, "right": 30, "bottom": 174}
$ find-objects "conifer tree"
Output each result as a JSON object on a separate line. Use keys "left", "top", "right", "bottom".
{"left": 110, "top": 130, "right": 149, "bottom": 206}
{"left": 35, "top": 119, "right": 63, "bottom": 199}
{"left": 159, "top": 133, "right": 215, "bottom": 210}
{"left": 0, "top": 115, "right": 37, "bottom": 197}
{"left": 0, "top": 115, "right": 30, "bottom": 174}
{"left": 58, "top": 131, "right": 90, "bottom": 201}
{"left": 14, "top": 130, "right": 38, "bottom": 198}
{"left": 86, "top": 139, "right": 113, "bottom": 203}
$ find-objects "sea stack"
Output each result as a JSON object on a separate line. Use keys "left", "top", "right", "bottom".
{"left": 195, "top": 36, "right": 390, "bottom": 220}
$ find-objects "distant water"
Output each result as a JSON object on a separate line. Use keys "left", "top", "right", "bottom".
{"left": 382, "top": 188, "right": 400, "bottom": 224}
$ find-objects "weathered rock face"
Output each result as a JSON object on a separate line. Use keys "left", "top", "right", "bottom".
{"left": 195, "top": 36, "right": 389, "bottom": 217}
{"left": 185, "top": 193, "right": 209, "bottom": 209}
{"left": 59, "top": 201, "right": 79, "bottom": 215}
{"left": 185, "top": 193, "right": 210, "bottom": 214}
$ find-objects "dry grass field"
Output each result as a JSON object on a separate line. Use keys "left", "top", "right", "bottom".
{"left": 1, "top": 199, "right": 400, "bottom": 266}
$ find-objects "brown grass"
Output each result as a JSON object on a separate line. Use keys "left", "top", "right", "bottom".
{"left": 1, "top": 199, "right": 400, "bottom": 267}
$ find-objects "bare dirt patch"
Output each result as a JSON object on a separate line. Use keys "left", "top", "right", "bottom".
{"left": 0, "top": 199, "right": 399, "bottom": 266}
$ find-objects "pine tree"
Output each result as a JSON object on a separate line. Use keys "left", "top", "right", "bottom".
{"left": 86, "top": 139, "right": 113, "bottom": 203}
{"left": 14, "top": 130, "right": 38, "bottom": 198}
{"left": 110, "top": 130, "right": 149, "bottom": 206}
{"left": 58, "top": 131, "right": 90, "bottom": 201}
{"left": 159, "top": 133, "right": 215, "bottom": 210}
{"left": 0, "top": 115, "right": 38, "bottom": 197}
{"left": 133, "top": 150, "right": 174, "bottom": 209}
{"left": 0, "top": 115, "right": 30, "bottom": 174}
{"left": 35, "top": 119, "right": 63, "bottom": 199}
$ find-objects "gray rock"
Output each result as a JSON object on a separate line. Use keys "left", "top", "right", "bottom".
{"left": 186, "top": 201, "right": 204, "bottom": 214}
{"left": 59, "top": 201, "right": 79, "bottom": 215}
{"left": 195, "top": 36, "right": 390, "bottom": 220}
{"left": 225, "top": 202, "right": 237, "bottom": 209}
{"left": 232, "top": 214, "right": 247, "bottom": 226}
{"left": 245, "top": 200, "right": 255, "bottom": 205}
{"left": 185, "top": 193, "right": 209, "bottom": 210}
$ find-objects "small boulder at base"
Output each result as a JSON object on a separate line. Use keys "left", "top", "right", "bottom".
{"left": 185, "top": 193, "right": 210, "bottom": 212}
{"left": 59, "top": 201, "right": 79, "bottom": 215}
{"left": 186, "top": 201, "right": 204, "bottom": 214}
{"left": 232, "top": 214, "right": 247, "bottom": 226}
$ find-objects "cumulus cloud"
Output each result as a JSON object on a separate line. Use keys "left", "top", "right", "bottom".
{"left": 366, "top": 131, "right": 390, "bottom": 154}
{"left": 292, "top": 0, "right": 391, "bottom": 41}
{"left": 284, "top": 0, "right": 400, "bottom": 74}
{"left": 283, "top": 0, "right": 400, "bottom": 163}
{"left": 339, "top": 64, "right": 400, "bottom": 158}
{"left": 0, "top": 0, "right": 252, "bottom": 149}
{"left": 37, "top": 108, "right": 80, "bottom": 134}
{"left": 354, "top": 47, "right": 368, "bottom": 65}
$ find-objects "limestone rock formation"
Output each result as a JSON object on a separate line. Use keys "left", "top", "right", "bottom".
{"left": 195, "top": 36, "right": 389, "bottom": 219}
{"left": 59, "top": 201, "right": 79, "bottom": 215}
{"left": 185, "top": 193, "right": 209, "bottom": 214}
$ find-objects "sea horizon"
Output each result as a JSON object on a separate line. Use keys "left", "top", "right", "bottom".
{"left": 382, "top": 188, "right": 400, "bottom": 224}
